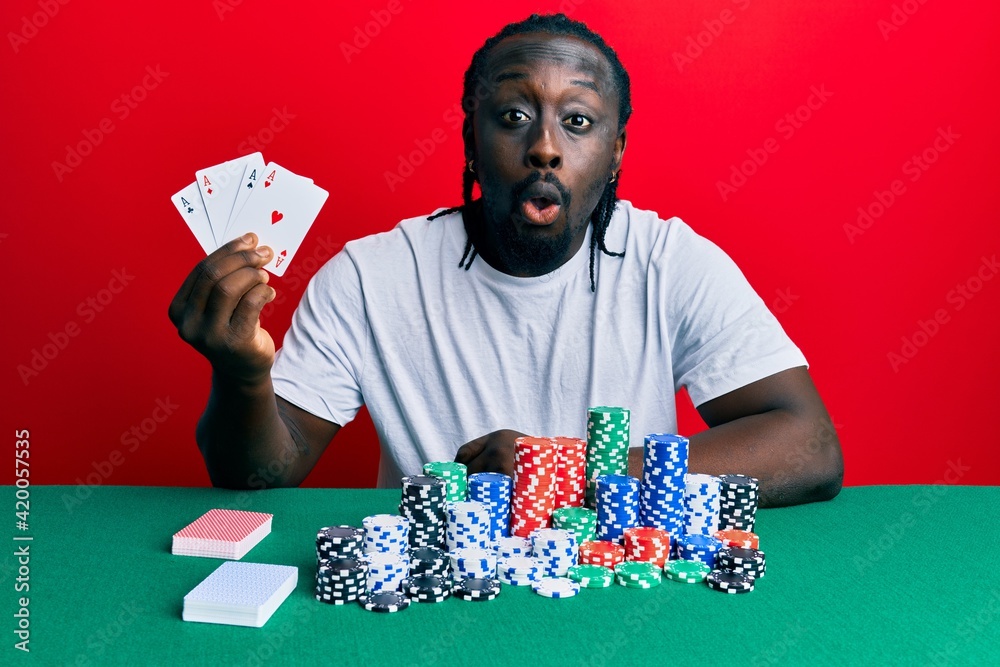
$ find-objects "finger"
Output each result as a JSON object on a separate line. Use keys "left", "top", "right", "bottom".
{"left": 461, "top": 448, "right": 489, "bottom": 475}
{"left": 203, "top": 266, "right": 269, "bottom": 324}
{"left": 455, "top": 437, "right": 487, "bottom": 465}
{"left": 170, "top": 234, "right": 260, "bottom": 322}
{"left": 230, "top": 281, "right": 277, "bottom": 340}
{"left": 184, "top": 241, "right": 272, "bottom": 321}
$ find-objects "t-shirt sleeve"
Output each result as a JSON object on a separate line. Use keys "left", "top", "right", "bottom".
{"left": 665, "top": 219, "right": 809, "bottom": 408}
{"left": 270, "top": 248, "right": 368, "bottom": 426}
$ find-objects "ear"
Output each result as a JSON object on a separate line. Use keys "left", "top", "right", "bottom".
{"left": 612, "top": 128, "right": 627, "bottom": 174}
{"left": 463, "top": 117, "right": 476, "bottom": 163}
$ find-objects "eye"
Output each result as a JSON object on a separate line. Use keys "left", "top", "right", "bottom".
{"left": 500, "top": 109, "right": 530, "bottom": 123}
{"left": 565, "top": 114, "right": 592, "bottom": 128}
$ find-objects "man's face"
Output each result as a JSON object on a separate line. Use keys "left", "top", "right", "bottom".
{"left": 467, "top": 32, "right": 625, "bottom": 277}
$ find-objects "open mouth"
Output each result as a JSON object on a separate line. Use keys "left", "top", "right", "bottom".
{"left": 519, "top": 197, "right": 561, "bottom": 225}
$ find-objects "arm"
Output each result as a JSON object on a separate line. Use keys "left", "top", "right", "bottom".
{"left": 627, "top": 366, "right": 843, "bottom": 507}
{"left": 169, "top": 235, "right": 340, "bottom": 489}
{"left": 196, "top": 376, "right": 340, "bottom": 489}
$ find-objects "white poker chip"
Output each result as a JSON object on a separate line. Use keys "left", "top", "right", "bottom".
{"left": 531, "top": 577, "right": 581, "bottom": 599}
{"left": 497, "top": 556, "right": 541, "bottom": 574}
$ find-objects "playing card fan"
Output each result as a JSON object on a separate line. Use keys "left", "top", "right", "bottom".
{"left": 170, "top": 153, "right": 328, "bottom": 277}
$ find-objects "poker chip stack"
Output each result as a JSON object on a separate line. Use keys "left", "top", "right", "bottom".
{"left": 315, "top": 525, "right": 365, "bottom": 562}
{"left": 676, "top": 533, "right": 723, "bottom": 568}
{"left": 449, "top": 547, "right": 497, "bottom": 580}
{"left": 718, "top": 474, "right": 760, "bottom": 531}
{"left": 467, "top": 472, "right": 513, "bottom": 541}
{"left": 567, "top": 564, "right": 615, "bottom": 588}
{"left": 551, "top": 436, "right": 587, "bottom": 508}
{"left": 579, "top": 540, "right": 626, "bottom": 568}
{"left": 509, "top": 437, "right": 559, "bottom": 537}
{"left": 663, "top": 559, "right": 711, "bottom": 584}
{"left": 683, "top": 473, "right": 721, "bottom": 536}
{"left": 595, "top": 474, "right": 639, "bottom": 542}
{"left": 362, "top": 514, "right": 410, "bottom": 554}
{"left": 494, "top": 536, "right": 532, "bottom": 558}
{"left": 362, "top": 552, "right": 410, "bottom": 592}
{"left": 401, "top": 574, "right": 452, "bottom": 603}
{"left": 532, "top": 577, "right": 581, "bottom": 598}
{"left": 585, "top": 407, "right": 631, "bottom": 507}
{"left": 407, "top": 546, "right": 451, "bottom": 578}
{"left": 446, "top": 501, "right": 491, "bottom": 550}
{"left": 496, "top": 556, "right": 543, "bottom": 586}
{"left": 398, "top": 475, "right": 448, "bottom": 548}
{"left": 622, "top": 527, "right": 672, "bottom": 568}
{"left": 422, "top": 461, "right": 468, "bottom": 502}
{"left": 551, "top": 506, "right": 597, "bottom": 546}
{"left": 716, "top": 547, "right": 766, "bottom": 580}
{"left": 714, "top": 529, "right": 760, "bottom": 549}
{"left": 315, "top": 557, "right": 369, "bottom": 605}
{"left": 614, "top": 561, "right": 662, "bottom": 589}
{"left": 638, "top": 433, "right": 689, "bottom": 541}
{"left": 358, "top": 590, "right": 411, "bottom": 612}
{"left": 452, "top": 577, "right": 502, "bottom": 602}
{"left": 530, "top": 528, "right": 578, "bottom": 577}
{"left": 705, "top": 569, "right": 755, "bottom": 594}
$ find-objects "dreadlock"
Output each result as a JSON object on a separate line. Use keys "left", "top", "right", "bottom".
{"left": 426, "top": 12, "right": 633, "bottom": 292}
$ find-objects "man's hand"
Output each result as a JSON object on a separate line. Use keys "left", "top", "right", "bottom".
{"left": 168, "top": 234, "right": 277, "bottom": 385}
{"left": 455, "top": 429, "right": 526, "bottom": 477}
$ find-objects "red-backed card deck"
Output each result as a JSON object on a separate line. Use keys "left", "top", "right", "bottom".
{"left": 172, "top": 509, "right": 273, "bottom": 560}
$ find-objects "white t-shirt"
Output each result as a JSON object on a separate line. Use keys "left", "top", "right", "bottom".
{"left": 271, "top": 200, "right": 808, "bottom": 488}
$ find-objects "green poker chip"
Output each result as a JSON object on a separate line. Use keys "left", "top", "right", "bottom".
{"left": 585, "top": 407, "right": 631, "bottom": 506}
{"left": 614, "top": 561, "right": 662, "bottom": 583}
{"left": 664, "top": 559, "right": 711, "bottom": 583}
{"left": 567, "top": 564, "right": 614, "bottom": 588}
{"left": 422, "top": 461, "right": 468, "bottom": 502}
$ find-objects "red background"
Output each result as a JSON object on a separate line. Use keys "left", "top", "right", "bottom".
{"left": 4, "top": 0, "right": 998, "bottom": 488}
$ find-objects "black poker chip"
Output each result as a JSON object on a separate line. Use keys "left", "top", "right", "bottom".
{"left": 400, "top": 478, "right": 448, "bottom": 549}
{"left": 716, "top": 547, "right": 766, "bottom": 579}
{"left": 316, "top": 525, "right": 365, "bottom": 560}
{"left": 717, "top": 475, "right": 759, "bottom": 531}
{"left": 452, "top": 577, "right": 501, "bottom": 602}
{"left": 359, "top": 591, "right": 410, "bottom": 613}
{"left": 706, "top": 569, "right": 754, "bottom": 594}
{"left": 402, "top": 574, "right": 452, "bottom": 602}
{"left": 408, "top": 547, "right": 450, "bottom": 576}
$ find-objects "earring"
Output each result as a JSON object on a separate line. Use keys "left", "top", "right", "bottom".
{"left": 609, "top": 171, "right": 618, "bottom": 183}
{"left": 467, "top": 160, "right": 475, "bottom": 173}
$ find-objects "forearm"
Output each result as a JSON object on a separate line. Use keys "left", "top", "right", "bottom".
{"left": 626, "top": 409, "right": 842, "bottom": 508}
{"left": 196, "top": 371, "right": 302, "bottom": 489}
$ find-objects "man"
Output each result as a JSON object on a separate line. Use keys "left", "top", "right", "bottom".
{"left": 168, "top": 14, "right": 843, "bottom": 508}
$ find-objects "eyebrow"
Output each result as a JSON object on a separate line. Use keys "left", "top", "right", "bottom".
{"left": 494, "top": 71, "right": 602, "bottom": 97}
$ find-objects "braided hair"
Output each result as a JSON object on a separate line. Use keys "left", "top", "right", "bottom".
{"left": 427, "top": 13, "right": 633, "bottom": 292}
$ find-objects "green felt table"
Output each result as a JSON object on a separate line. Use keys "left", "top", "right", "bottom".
{"left": 4, "top": 485, "right": 998, "bottom": 666}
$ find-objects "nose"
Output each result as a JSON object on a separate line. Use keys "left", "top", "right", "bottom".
{"left": 525, "top": 117, "right": 562, "bottom": 171}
